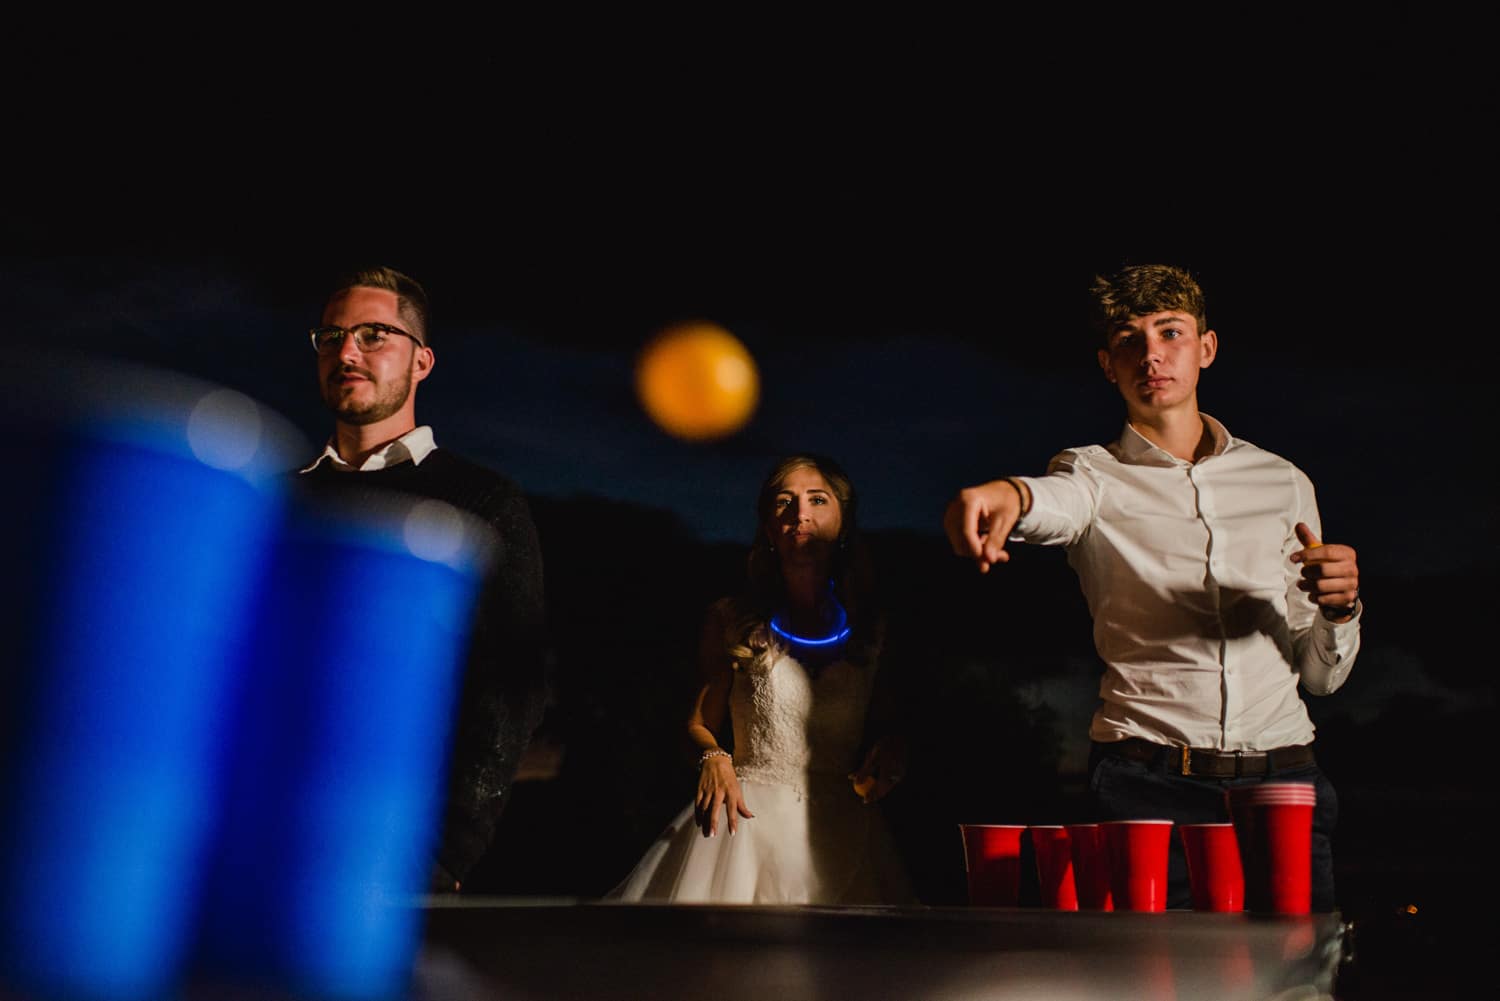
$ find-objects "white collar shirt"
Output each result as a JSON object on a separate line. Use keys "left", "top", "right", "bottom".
{"left": 299, "top": 426, "right": 437, "bottom": 474}
{"left": 1013, "top": 414, "right": 1361, "bottom": 751}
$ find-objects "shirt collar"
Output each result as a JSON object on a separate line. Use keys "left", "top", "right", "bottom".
{"left": 1113, "top": 413, "right": 1232, "bottom": 467}
{"left": 299, "top": 425, "right": 437, "bottom": 473}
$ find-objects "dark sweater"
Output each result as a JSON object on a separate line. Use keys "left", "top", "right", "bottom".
{"left": 295, "top": 448, "right": 548, "bottom": 885}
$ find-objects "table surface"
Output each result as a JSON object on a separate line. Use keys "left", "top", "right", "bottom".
{"left": 411, "top": 897, "right": 1349, "bottom": 1001}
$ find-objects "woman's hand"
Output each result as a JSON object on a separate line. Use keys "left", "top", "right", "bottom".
{"left": 849, "top": 734, "right": 908, "bottom": 804}
{"left": 695, "top": 754, "right": 753, "bottom": 837}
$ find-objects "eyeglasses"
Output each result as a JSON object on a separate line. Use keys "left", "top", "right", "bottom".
{"left": 309, "top": 322, "right": 425, "bottom": 354}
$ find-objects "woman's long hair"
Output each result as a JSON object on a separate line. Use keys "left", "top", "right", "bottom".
{"left": 723, "top": 453, "right": 880, "bottom": 669}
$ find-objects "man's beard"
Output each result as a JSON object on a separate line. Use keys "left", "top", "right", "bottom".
{"left": 322, "top": 365, "right": 413, "bottom": 426}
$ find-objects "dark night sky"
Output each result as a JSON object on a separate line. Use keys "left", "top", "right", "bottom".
{"left": 7, "top": 73, "right": 1493, "bottom": 765}
{"left": 8, "top": 91, "right": 1493, "bottom": 562}
{"left": 6, "top": 41, "right": 1495, "bottom": 653}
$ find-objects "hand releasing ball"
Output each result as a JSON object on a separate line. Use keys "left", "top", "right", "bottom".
{"left": 635, "top": 322, "right": 760, "bottom": 441}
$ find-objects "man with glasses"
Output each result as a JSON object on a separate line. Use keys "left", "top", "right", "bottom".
{"left": 298, "top": 266, "right": 548, "bottom": 894}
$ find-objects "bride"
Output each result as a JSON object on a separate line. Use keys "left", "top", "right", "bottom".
{"left": 609, "top": 453, "right": 916, "bottom": 905}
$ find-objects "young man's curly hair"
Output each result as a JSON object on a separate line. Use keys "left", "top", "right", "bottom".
{"left": 1088, "top": 264, "right": 1208, "bottom": 348}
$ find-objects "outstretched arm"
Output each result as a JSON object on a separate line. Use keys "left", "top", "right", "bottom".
{"left": 942, "top": 477, "right": 1031, "bottom": 573}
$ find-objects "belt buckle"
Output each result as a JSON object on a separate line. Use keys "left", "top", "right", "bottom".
{"left": 1180, "top": 746, "right": 1192, "bottom": 776}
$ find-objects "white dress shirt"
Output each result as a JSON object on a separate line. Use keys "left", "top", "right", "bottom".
{"left": 298, "top": 426, "right": 437, "bottom": 473}
{"left": 1014, "top": 414, "right": 1360, "bottom": 751}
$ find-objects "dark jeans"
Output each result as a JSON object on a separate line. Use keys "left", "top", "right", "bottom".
{"left": 1087, "top": 741, "right": 1339, "bottom": 912}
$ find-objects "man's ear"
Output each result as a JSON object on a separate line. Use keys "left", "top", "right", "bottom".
{"left": 413, "top": 346, "right": 435, "bottom": 383}
{"left": 1199, "top": 329, "right": 1218, "bottom": 369}
{"left": 1097, "top": 348, "right": 1116, "bottom": 382}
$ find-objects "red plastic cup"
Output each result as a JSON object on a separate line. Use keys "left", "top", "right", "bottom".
{"left": 1100, "top": 820, "right": 1174, "bottom": 912}
{"left": 1029, "top": 826, "right": 1078, "bottom": 911}
{"left": 1065, "top": 823, "right": 1113, "bottom": 911}
{"left": 1179, "top": 822, "right": 1244, "bottom": 912}
{"left": 1228, "top": 783, "right": 1316, "bottom": 915}
{"left": 958, "top": 824, "right": 1026, "bottom": 906}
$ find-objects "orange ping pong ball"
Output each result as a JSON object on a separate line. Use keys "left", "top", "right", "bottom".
{"left": 635, "top": 321, "right": 760, "bottom": 441}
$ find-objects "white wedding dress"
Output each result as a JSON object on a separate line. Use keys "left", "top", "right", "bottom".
{"left": 608, "top": 641, "right": 916, "bottom": 905}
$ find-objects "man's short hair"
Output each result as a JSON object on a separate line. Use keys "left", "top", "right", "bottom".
{"left": 1088, "top": 264, "right": 1207, "bottom": 347}
{"left": 329, "top": 266, "right": 431, "bottom": 346}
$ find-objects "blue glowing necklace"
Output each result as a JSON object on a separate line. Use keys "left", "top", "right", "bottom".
{"left": 769, "top": 589, "right": 851, "bottom": 648}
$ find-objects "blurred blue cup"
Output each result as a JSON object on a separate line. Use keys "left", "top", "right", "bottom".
{"left": 0, "top": 353, "right": 306, "bottom": 1001}
{"left": 191, "top": 480, "right": 493, "bottom": 1001}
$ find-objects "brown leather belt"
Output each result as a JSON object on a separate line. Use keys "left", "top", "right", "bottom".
{"left": 1105, "top": 738, "right": 1316, "bottom": 779}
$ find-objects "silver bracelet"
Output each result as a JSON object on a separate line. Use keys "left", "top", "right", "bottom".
{"left": 698, "top": 748, "right": 731, "bottom": 766}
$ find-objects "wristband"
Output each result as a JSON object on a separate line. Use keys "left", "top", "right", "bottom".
{"left": 1004, "top": 477, "right": 1032, "bottom": 516}
{"left": 698, "top": 748, "right": 731, "bottom": 766}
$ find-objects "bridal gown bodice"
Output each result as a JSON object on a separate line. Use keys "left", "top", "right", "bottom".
{"left": 729, "top": 647, "right": 872, "bottom": 792}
